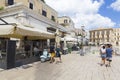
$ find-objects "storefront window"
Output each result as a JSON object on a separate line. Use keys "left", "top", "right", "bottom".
{"left": 15, "top": 40, "right": 33, "bottom": 60}
{"left": 0, "top": 39, "right": 7, "bottom": 68}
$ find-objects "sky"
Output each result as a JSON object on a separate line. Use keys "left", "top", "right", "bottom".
{"left": 45, "top": 0, "right": 120, "bottom": 30}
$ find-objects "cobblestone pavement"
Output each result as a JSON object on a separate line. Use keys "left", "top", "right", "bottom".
{"left": 0, "top": 51, "right": 120, "bottom": 80}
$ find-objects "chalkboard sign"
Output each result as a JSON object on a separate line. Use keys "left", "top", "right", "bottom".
{"left": 6, "top": 40, "right": 16, "bottom": 69}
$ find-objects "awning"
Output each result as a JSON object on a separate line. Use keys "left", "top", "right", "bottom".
{"left": 104, "top": 42, "right": 111, "bottom": 44}
{"left": 0, "top": 24, "right": 55, "bottom": 40}
{"left": 88, "top": 42, "right": 95, "bottom": 44}
{"left": 61, "top": 36, "right": 77, "bottom": 42}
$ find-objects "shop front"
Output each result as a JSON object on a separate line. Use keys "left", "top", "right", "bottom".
{"left": 0, "top": 24, "right": 55, "bottom": 69}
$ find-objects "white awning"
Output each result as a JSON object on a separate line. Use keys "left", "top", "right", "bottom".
{"left": 88, "top": 42, "right": 95, "bottom": 44}
{"left": 104, "top": 42, "right": 111, "bottom": 44}
{"left": 0, "top": 24, "right": 55, "bottom": 40}
{"left": 61, "top": 36, "right": 77, "bottom": 42}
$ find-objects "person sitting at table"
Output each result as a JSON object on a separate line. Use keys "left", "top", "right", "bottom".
{"left": 33, "top": 46, "right": 39, "bottom": 56}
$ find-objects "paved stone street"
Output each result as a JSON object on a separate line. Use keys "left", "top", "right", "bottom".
{"left": 0, "top": 51, "right": 120, "bottom": 80}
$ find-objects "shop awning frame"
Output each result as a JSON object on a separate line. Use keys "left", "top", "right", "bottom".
{"left": 0, "top": 24, "right": 55, "bottom": 40}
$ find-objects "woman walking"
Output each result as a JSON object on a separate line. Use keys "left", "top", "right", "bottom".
{"left": 49, "top": 45, "right": 55, "bottom": 63}
{"left": 100, "top": 45, "right": 106, "bottom": 66}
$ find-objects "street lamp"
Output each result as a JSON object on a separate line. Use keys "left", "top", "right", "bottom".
{"left": 81, "top": 25, "right": 85, "bottom": 46}
{"left": 79, "top": 33, "right": 84, "bottom": 56}
{"left": 81, "top": 36, "right": 85, "bottom": 56}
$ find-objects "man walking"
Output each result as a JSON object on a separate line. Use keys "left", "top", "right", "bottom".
{"left": 55, "top": 45, "right": 62, "bottom": 63}
{"left": 106, "top": 44, "right": 113, "bottom": 67}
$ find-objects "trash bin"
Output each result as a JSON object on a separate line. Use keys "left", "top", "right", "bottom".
{"left": 68, "top": 48, "right": 72, "bottom": 53}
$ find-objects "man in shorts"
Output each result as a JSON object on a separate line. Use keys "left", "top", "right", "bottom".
{"left": 55, "top": 45, "right": 62, "bottom": 63}
{"left": 106, "top": 44, "right": 113, "bottom": 67}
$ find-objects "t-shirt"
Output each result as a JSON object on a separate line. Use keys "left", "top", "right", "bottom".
{"left": 100, "top": 48, "right": 106, "bottom": 54}
{"left": 106, "top": 48, "right": 113, "bottom": 57}
{"left": 50, "top": 46, "right": 55, "bottom": 53}
{"left": 56, "top": 48, "right": 60, "bottom": 53}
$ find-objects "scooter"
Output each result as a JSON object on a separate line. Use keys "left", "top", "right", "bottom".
{"left": 40, "top": 49, "right": 51, "bottom": 62}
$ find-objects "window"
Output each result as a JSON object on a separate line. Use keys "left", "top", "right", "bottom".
{"left": 29, "top": 3, "right": 33, "bottom": 9}
{"left": 64, "top": 19, "right": 67, "bottom": 23}
{"left": 107, "top": 30, "right": 109, "bottom": 34}
{"left": 97, "top": 31, "right": 99, "bottom": 35}
{"left": 51, "top": 16, "right": 55, "bottom": 21}
{"left": 8, "top": 0, "right": 14, "bottom": 5}
{"left": 69, "top": 20, "right": 71, "bottom": 23}
{"left": 42, "top": 10, "right": 47, "bottom": 17}
{"left": 102, "top": 31, "right": 104, "bottom": 35}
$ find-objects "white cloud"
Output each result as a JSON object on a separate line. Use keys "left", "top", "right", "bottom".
{"left": 110, "top": 0, "right": 120, "bottom": 11}
{"left": 73, "top": 13, "right": 115, "bottom": 30}
{"left": 45, "top": 0, "right": 115, "bottom": 30}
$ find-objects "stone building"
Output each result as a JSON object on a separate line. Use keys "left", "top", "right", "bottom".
{"left": 57, "top": 16, "right": 75, "bottom": 37}
{"left": 113, "top": 28, "right": 120, "bottom": 46}
{"left": 89, "top": 28, "right": 120, "bottom": 46}
{"left": 0, "top": 0, "right": 68, "bottom": 46}
{"left": 0, "top": 0, "right": 68, "bottom": 69}
{"left": 0, "top": 0, "right": 58, "bottom": 23}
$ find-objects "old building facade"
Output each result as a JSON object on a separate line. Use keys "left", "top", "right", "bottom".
{"left": 113, "top": 28, "right": 120, "bottom": 46}
{"left": 0, "top": 0, "right": 68, "bottom": 45}
{"left": 57, "top": 16, "right": 75, "bottom": 37}
{"left": 89, "top": 28, "right": 114, "bottom": 45}
{"left": 0, "top": 0, "right": 69, "bottom": 69}
{"left": 0, "top": 0, "right": 58, "bottom": 22}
